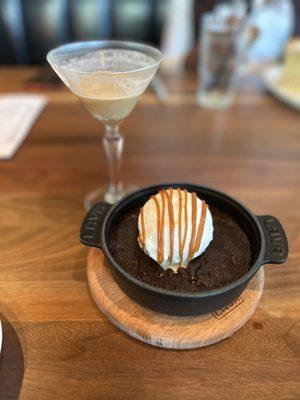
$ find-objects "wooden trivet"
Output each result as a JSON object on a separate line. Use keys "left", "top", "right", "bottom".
{"left": 87, "top": 248, "right": 264, "bottom": 349}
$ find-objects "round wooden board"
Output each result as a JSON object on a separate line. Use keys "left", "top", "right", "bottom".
{"left": 87, "top": 248, "right": 264, "bottom": 349}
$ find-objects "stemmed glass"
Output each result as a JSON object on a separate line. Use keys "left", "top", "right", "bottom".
{"left": 47, "top": 41, "right": 162, "bottom": 209}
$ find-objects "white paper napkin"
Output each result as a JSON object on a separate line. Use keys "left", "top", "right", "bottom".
{"left": 0, "top": 94, "right": 47, "bottom": 159}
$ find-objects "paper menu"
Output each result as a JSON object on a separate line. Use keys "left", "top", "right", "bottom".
{"left": 0, "top": 94, "right": 47, "bottom": 159}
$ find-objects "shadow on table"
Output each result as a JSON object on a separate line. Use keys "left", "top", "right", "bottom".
{"left": 0, "top": 313, "right": 25, "bottom": 400}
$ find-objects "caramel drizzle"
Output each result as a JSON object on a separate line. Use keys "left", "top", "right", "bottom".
{"left": 139, "top": 207, "right": 146, "bottom": 250}
{"left": 177, "top": 189, "right": 183, "bottom": 264}
{"left": 188, "top": 198, "right": 207, "bottom": 260}
{"left": 165, "top": 188, "right": 175, "bottom": 263}
{"left": 160, "top": 190, "right": 166, "bottom": 262}
{"left": 151, "top": 195, "right": 162, "bottom": 263}
{"left": 145, "top": 189, "right": 207, "bottom": 268}
{"left": 194, "top": 201, "right": 207, "bottom": 253}
{"left": 188, "top": 192, "right": 198, "bottom": 260}
{"left": 182, "top": 190, "right": 189, "bottom": 262}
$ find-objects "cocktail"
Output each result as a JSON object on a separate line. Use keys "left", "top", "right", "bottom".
{"left": 47, "top": 41, "right": 163, "bottom": 209}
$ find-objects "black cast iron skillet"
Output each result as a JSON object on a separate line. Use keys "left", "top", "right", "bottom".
{"left": 80, "top": 183, "right": 288, "bottom": 316}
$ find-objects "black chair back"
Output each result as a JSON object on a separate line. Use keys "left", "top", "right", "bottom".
{"left": 0, "top": 0, "right": 168, "bottom": 64}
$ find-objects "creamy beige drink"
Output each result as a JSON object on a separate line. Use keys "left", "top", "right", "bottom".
{"left": 77, "top": 92, "right": 140, "bottom": 122}
{"left": 76, "top": 70, "right": 151, "bottom": 121}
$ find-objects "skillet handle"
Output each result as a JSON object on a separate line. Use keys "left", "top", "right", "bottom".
{"left": 257, "top": 215, "right": 288, "bottom": 265}
{"left": 80, "top": 202, "right": 111, "bottom": 249}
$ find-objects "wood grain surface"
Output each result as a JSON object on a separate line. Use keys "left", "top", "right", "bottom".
{"left": 0, "top": 67, "right": 299, "bottom": 399}
{"left": 87, "top": 249, "right": 264, "bottom": 349}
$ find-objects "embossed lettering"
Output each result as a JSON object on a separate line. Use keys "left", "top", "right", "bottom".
{"left": 263, "top": 219, "right": 285, "bottom": 259}
{"left": 213, "top": 297, "right": 244, "bottom": 319}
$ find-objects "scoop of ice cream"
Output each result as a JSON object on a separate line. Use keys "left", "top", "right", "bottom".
{"left": 138, "top": 188, "right": 213, "bottom": 272}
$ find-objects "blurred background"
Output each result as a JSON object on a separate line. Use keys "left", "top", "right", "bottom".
{"left": 0, "top": 0, "right": 299, "bottom": 66}
{"left": 1, "top": 0, "right": 300, "bottom": 112}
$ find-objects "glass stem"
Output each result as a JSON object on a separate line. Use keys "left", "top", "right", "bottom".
{"left": 103, "top": 122, "right": 124, "bottom": 203}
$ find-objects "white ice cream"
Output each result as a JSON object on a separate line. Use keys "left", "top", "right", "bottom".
{"left": 138, "top": 189, "right": 213, "bottom": 272}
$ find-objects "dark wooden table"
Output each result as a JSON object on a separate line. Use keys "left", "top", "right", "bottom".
{"left": 0, "top": 67, "right": 299, "bottom": 400}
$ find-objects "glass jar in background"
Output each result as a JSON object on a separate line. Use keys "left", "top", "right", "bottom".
{"left": 197, "top": 13, "right": 246, "bottom": 110}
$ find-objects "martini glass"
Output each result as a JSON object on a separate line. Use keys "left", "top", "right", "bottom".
{"left": 47, "top": 41, "right": 163, "bottom": 209}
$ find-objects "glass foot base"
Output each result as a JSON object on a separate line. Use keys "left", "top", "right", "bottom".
{"left": 84, "top": 185, "right": 139, "bottom": 211}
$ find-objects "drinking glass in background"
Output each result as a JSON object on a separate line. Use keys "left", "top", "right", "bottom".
{"left": 197, "top": 13, "right": 246, "bottom": 109}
